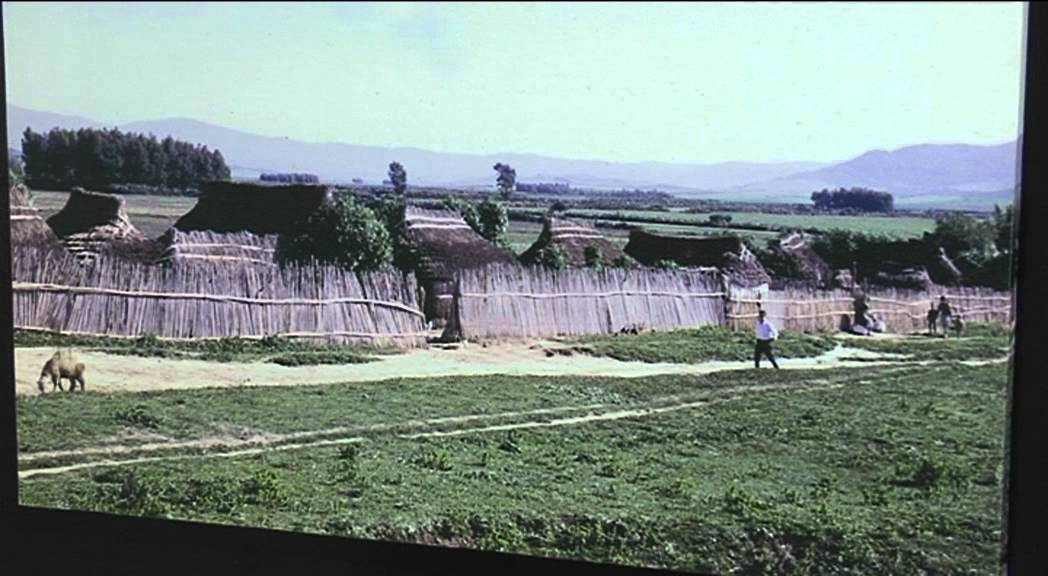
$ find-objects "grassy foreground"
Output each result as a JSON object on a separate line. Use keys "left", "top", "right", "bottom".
{"left": 18, "top": 337, "right": 1008, "bottom": 574}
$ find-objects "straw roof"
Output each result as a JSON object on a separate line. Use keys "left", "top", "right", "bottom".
{"left": 770, "top": 232, "right": 833, "bottom": 288}
{"left": 519, "top": 215, "right": 626, "bottom": 267}
{"left": 155, "top": 228, "right": 280, "bottom": 267}
{"left": 399, "top": 205, "right": 518, "bottom": 281}
{"left": 45, "top": 187, "right": 147, "bottom": 263}
{"left": 624, "top": 229, "right": 771, "bottom": 287}
{"left": 9, "top": 172, "right": 61, "bottom": 248}
{"left": 174, "top": 180, "right": 336, "bottom": 234}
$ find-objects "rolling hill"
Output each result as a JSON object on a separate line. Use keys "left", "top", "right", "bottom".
{"left": 6, "top": 104, "right": 1019, "bottom": 209}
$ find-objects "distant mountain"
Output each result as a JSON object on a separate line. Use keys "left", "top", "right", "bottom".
{"left": 5, "top": 104, "right": 1019, "bottom": 210}
{"left": 737, "top": 142, "right": 1018, "bottom": 208}
{"left": 5, "top": 106, "right": 106, "bottom": 148}
{"left": 7, "top": 104, "right": 824, "bottom": 191}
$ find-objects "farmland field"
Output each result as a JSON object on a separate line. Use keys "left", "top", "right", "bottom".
{"left": 556, "top": 208, "right": 937, "bottom": 239}
{"left": 16, "top": 328, "right": 1009, "bottom": 575}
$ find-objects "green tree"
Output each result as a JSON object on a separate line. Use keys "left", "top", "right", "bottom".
{"left": 388, "top": 161, "right": 407, "bottom": 195}
{"left": 493, "top": 162, "right": 516, "bottom": 199}
{"left": 536, "top": 244, "right": 566, "bottom": 270}
{"left": 929, "top": 213, "right": 995, "bottom": 259}
{"left": 584, "top": 245, "right": 605, "bottom": 270}
{"left": 279, "top": 195, "right": 393, "bottom": 271}
{"left": 473, "top": 199, "right": 509, "bottom": 247}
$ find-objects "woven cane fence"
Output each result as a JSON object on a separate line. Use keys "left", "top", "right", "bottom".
{"left": 446, "top": 264, "right": 725, "bottom": 340}
{"left": 11, "top": 245, "right": 428, "bottom": 347}
{"left": 726, "top": 286, "right": 1012, "bottom": 334}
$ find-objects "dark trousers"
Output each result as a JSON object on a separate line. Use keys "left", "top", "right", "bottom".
{"left": 755, "top": 339, "right": 780, "bottom": 369}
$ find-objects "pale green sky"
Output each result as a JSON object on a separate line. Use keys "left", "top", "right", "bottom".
{"left": 3, "top": 2, "right": 1027, "bottom": 164}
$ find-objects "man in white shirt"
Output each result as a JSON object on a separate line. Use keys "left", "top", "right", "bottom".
{"left": 754, "top": 309, "right": 780, "bottom": 369}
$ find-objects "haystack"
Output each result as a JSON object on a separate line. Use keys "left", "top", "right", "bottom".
{"left": 173, "top": 181, "right": 336, "bottom": 234}
{"left": 519, "top": 215, "right": 626, "bottom": 267}
{"left": 45, "top": 187, "right": 147, "bottom": 263}
{"left": 9, "top": 172, "right": 61, "bottom": 248}
{"left": 399, "top": 205, "right": 518, "bottom": 326}
{"left": 624, "top": 229, "right": 771, "bottom": 287}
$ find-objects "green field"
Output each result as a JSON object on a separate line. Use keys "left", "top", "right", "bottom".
{"left": 558, "top": 208, "right": 936, "bottom": 239}
{"left": 17, "top": 328, "right": 1008, "bottom": 575}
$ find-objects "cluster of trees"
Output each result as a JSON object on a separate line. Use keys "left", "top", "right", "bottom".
{"left": 20, "top": 127, "right": 230, "bottom": 190}
{"left": 811, "top": 188, "right": 894, "bottom": 213}
{"left": 516, "top": 182, "right": 571, "bottom": 194}
{"left": 260, "top": 173, "right": 319, "bottom": 183}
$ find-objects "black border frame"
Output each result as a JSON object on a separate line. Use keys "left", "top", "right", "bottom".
{"left": 2, "top": 3, "right": 1044, "bottom": 575}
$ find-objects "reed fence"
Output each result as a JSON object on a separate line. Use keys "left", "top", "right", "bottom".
{"left": 446, "top": 264, "right": 725, "bottom": 340}
{"left": 11, "top": 245, "right": 428, "bottom": 347}
{"left": 156, "top": 229, "right": 280, "bottom": 267}
{"left": 725, "top": 285, "right": 1012, "bottom": 333}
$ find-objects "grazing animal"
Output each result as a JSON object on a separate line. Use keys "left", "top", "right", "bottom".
{"left": 37, "top": 350, "right": 86, "bottom": 394}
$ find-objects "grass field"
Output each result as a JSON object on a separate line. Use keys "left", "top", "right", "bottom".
{"left": 17, "top": 328, "right": 1008, "bottom": 575}
{"left": 554, "top": 208, "right": 937, "bottom": 239}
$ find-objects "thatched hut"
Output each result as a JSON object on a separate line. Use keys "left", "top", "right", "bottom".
{"left": 624, "top": 229, "right": 771, "bottom": 287}
{"left": 519, "top": 215, "right": 626, "bottom": 267}
{"left": 767, "top": 232, "right": 833, "bottom": 288}
{"left": 9, "top": 172, "right": 61, "bottom": 248}
{"left": 163, "top": 181, "right": 335, "bottom": 266}
{"left": 173, "top": 181, "right": 335, "bottom": 234}
{"left": 45, "top": 187, "right": 148, "bottom": 263}
{"left": 398, "top": 205, "right": 518, "bottom": 327}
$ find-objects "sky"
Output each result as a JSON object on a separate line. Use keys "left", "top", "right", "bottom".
{"left": 2, "top": 2, "right": 1028, "bottom": 165}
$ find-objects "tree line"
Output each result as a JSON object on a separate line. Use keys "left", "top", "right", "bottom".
{"left": 811, "top": 188, "right": 894, "bottom": 213}
{"left": 20, "top": 127, "right": 230, "bottom": 191}
{"left": 260, "top": 173, "right": 319, "bottom": 184}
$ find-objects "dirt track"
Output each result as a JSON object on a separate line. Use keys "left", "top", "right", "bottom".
{"left": 13, "top": 341, "right": 903, "bottom": 396}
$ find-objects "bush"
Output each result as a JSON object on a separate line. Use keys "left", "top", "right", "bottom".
{"left": 536, "top": 245, "right": 567, "bottom": 270}
{"left": 584, "top": 245, "right": 604, "bottom": 270}
{"left": 279, "top": 194, "right": 393, "bottom": 271}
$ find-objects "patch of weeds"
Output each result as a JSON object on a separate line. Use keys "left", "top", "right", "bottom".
{"left": 498, "top": 431, "right": 522, "bottom": 454}
{"left": 889, "top": 450, "right": 971, "bottom": 496}
{"left": 114, "top": 404, "right": 163, "bottom": 429}
{"left": 413, "top": 447, "right": 453, "bottom": 472}
{"left": 268, "top": 350, "right": 373, "bottom": 366}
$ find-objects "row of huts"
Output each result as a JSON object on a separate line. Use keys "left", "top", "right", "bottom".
{"left": 8, "top": 175, "right": 962, "bottom": 332}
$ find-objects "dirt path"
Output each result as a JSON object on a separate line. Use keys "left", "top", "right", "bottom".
{"left": 13, "top": 342, "right": 903, "bottom": 396}
{"left": 19, "top": 372, "right": 880, "bottom": 479}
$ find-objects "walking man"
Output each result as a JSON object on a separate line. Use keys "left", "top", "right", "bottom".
{"left": 937, "top": 296, "right": 953, "bottom": 339}
{"left": 754, "top": 309, "right": 780, "bottom": 369}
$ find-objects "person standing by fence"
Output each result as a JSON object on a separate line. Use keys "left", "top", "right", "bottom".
{"left": 927, "top": 302, "right": 939, "bottom": 336}
{"left": 937, "top": 296, "right": 953, "bottom": 339}
{"left": 754, "top": 309, "right": 780, "bottom": 369}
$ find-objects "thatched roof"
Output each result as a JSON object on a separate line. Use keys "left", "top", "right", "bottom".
{"left": 624, "top": 229, "right": 771, "bottom": 287}
{"left": 45, "top": 187, "right": 146, "bottom": 262}
{"left": 399, "top": 205, "right": 517, "bottom": 281}
{"left": 519, "top": 215, "right": 626, "bottom": 267}
{"left": 9, "top": 172, "right": 61, "bottom": 248}
{"left": 771, "top": 232, "right": 833, "bottom": 288}
{"left": 174, "top": 181, "right": 335, "bottom": 234}
{"left": 156, "top": 228, "right": 279, "bottom": 267}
